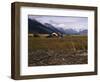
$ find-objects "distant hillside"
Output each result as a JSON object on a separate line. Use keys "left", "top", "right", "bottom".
{"left": 44, "top": 23, "right": 64, "bottom": 34}
{"left": 79, "top": 30, "right": 88, "bottom": 35}
{"left": 28, "top": 18, "right": 87, "bottom": 35}
{"left": 28, "top": 18, "right": 63, "bottom": 34}
{"left": 28, "top": 19, "right": 52, "bottom": 34}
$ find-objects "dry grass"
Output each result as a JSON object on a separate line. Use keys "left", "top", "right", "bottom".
{"left": 28, "top": 35, "right": 87, "bottom": 66}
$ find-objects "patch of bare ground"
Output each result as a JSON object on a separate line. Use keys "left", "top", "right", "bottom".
{"left": 28, "top": 50, "right": 87, "bottom": 66}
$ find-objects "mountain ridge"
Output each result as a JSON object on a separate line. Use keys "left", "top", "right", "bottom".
{"left": 28, "top": 18, "right": 87, "bottom": 35}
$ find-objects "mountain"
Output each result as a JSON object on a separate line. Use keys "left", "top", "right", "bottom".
{"left": 28, "top": 18, "right": 87, "bottom": 35}
{"left": 28, "top": 18, "right": 53, "bottom": 34}
{"left": 79, "top": 30, "right": 87, "bottom": 35}
{"left": 58, "top": 28, "right": 87, "bottom": 35}
{"left": 65, "top": 29, "right": 78, "bottom": 34}
{"left": 28, "top": 18, "right": 63, "bottom": 34}
{"left": 57, "top": 28, "right": 66, "bottom": 34}
{"left": 44, "top": 23, "right": 64, "bottom": 34}
{"left": 58, "top": 28, "right": 78, "bottom": 34}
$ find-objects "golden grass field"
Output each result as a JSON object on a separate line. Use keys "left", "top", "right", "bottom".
{"left": 28, "top": 35, "right": 87, "bottom": 66}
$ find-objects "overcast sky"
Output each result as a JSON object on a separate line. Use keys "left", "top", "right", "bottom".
{"left": 28, "top": 15, "right": 88, "bottom": 32}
